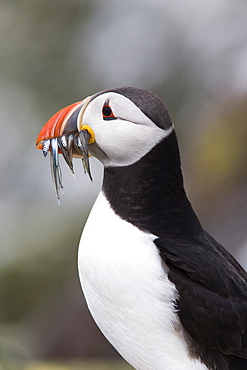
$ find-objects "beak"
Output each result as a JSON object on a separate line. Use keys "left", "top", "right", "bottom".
{"left": 36, "top": 96, "right": 94, "bottom": 201}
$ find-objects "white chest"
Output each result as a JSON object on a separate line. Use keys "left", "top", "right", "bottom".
{"left": 78, "top": 192, "right": 207, "bottom": 370}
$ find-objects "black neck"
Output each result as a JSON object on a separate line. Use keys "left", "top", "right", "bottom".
{"left": 102, "top": 131, "right": 202, "bottom": 239}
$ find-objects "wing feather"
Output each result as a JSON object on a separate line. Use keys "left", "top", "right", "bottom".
{"left": 155, "top": 231, "right": 247, "bottom": 360}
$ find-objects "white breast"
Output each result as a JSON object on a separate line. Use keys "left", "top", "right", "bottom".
{"left": 78, "top": 192, "right": 207, "bottom": 370}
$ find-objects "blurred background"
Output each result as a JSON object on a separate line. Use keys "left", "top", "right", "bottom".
{"left": 0, "top": 0, "right": 247, "bottom": 369}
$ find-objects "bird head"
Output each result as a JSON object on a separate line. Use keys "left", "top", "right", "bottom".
{"left": 36, "top": 87, "right": 174, "bottom": 199}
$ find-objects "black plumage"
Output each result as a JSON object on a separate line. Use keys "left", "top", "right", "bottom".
{"left": 102, "top": 128, "right": 247, "bottom": 370}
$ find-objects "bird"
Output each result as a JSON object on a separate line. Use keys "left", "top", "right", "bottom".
{"left": 36, "top": 87, "right": 247, "bottom": 370}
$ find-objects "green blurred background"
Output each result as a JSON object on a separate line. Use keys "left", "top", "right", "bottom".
{"left": 0, "top": 0, "right": 247, "bottom": 369}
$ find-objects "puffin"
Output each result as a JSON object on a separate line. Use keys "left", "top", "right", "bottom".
{"left": 36, "top": 87, "right": 247, "bottom": 370}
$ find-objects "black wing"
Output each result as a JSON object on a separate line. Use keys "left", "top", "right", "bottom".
{"left": 155, "top": 231, "right": 247, "bottom": 367}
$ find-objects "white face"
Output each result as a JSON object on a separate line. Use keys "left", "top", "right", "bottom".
{"left": 80, "top": 92, "right": 173, "bottom": 167}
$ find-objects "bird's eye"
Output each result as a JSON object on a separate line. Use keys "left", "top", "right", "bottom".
{"left": 102, "top": 103, "right": 116, "bottom": 120}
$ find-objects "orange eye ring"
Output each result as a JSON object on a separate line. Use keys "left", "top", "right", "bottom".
{"left": 102, "top": 103, "right": 116, "bottom": 120}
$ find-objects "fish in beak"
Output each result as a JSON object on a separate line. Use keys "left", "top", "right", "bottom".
{"left": 36, "top": 96, "right": 94, "bottom": 201}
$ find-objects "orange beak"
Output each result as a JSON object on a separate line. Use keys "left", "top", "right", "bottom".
{"left": 36, "top": 101, "right": 84, "bottom": 149}
{"left": 36, "top": 97, "right": 94, "bottom": 201}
